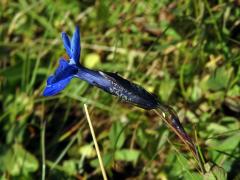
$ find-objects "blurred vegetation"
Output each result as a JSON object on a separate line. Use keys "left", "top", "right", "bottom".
{"left": 0, "top": 0, "right": 240, "bottom": 179}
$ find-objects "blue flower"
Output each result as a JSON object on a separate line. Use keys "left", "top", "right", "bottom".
{"left": 42, "top": 27, "right": 197, "bottom": 169}
{"left": 43, "top": 26, "right": 159, "bottom": 109}
{"left": 43, "top": 27, "right": 81, "bottom": 96}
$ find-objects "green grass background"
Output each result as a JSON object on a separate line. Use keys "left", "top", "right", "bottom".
{"left": 0, "top": 0, "right": 240, "bottom": 179}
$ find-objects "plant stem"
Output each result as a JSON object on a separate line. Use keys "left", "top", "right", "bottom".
{"left": 153, "top": 108, "right": 205, "bottom": 173}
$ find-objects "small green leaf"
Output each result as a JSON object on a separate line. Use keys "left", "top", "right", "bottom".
{"left": 83, "top": 53, "right": 101, "bottom": 68}
{"left": 204, "top": 163, "right": 227, "bottom": 180}
{"left": 207, "top": 67, "right": 231, "bottom": 91}
{"left": 62, "top": 160, "right": 77, "bottom": 175}
{"left": 159, "top": 73, "right": 176, "bottom": 102}
{"left": 215, "top": 133, "right": 240, "bottom": 151}
{"left": 109, "top": 121, "right": 126, "bottom": 149}
{"left": 78, "top": 144, "right": 96, "bottom": 158}
{"left": 114, "top": 149, "right": 140, "bottom": 164}
{"left": 13, "top": 144, "right": 39, "bottom": 175}
{"left": 90, "top": 153, "right": 113, "bottom": 168}
{"left": 0, "top": 144, "right": 39, "bottom": 176}
{"left": 207, "top": 123, "right": 228, "bottom": 134}
{"left": 136, "top": 127, "right": 148, "bottom": 149}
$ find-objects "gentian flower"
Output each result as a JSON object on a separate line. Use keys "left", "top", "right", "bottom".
{"left": 43, "top": 27, "right": 200, "bottom": 169}
{"left": 43, "top": 27, "right": 80, "bottom": 96}
{"left": 43, "top": 26, "right": 159, "bottom": 109}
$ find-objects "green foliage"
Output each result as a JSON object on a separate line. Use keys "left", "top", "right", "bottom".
{"left": 0, "top": 144, "right": 38, "bottom": 177}
{"left": 0, "top": 0, "right": 239, "bottom": 179}
{"left": 109, "top": 121, "right": 126, "bottom": 149}
{"left": 203, "top": 163, "right": 227, "bottom": 180}
{"left": 114, "top": 149, "right": 140, "bottom": 164}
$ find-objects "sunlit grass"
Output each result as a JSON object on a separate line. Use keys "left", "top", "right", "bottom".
{"left": 0, "top": 0, "right": 239, "bottom": 179}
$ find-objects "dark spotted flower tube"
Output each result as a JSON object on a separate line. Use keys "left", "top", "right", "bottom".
{"left": 43, "top": 26, "right": 159, "bottom": 110}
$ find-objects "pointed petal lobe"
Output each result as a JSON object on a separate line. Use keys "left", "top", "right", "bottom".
{"left": 62, "top": 32, "right": 72, "bottom": 58}
{"left": 71, "top": 26, "right": 80, "bottom": 65}
{"left": 43, "top": 58, "right": 79, "bottom": 96}
{"left": 43, "top": 76, "right": 73, "bottom": 96}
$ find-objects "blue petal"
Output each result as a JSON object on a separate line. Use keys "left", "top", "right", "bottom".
{"left": 47, "top": 75, "right": 55, "bottom": 84}
{"left": 62, "top": 32, "right": 72, "bottom": 58}
{"left": 71, "top": 26, "right": 80, "bottom": 65}
{"left": 55, "top": 58, "right": 69, "bottom": 75}
{"left": 43, "top": 59, "right": 79, "bottom": 96}
{"left": 43, "top": 76, "right": 73, "bottom": 96}
{"left": 48, "top": 58, "right": 78, "bottom": 84}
